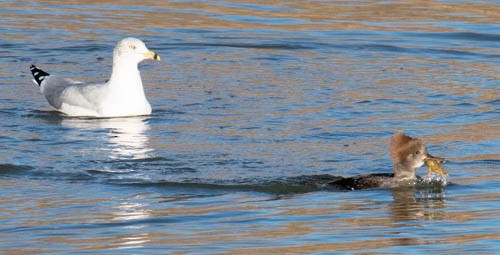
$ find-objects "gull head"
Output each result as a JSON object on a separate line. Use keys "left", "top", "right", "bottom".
{"left": 113, "top": 37, "right": 160, "bottom": 64}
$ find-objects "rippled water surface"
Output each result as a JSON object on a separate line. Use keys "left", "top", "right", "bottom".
{"left": 1, "top": 0, "right": 499, "bottom": 254}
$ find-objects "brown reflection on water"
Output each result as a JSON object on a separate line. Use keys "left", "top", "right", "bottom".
{"left": 390, "top": 187, "right": 446, "bottom": 222}
{"left": 2, "top": 177, "right": 499, "bottom": 253}
{"left": 2, "top": 0, "right": 500, "bottom": 39}
{"left": 229, "top": 233, "right": 500, "bottom": 254}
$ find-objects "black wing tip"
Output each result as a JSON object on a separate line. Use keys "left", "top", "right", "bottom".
{"left": 30, "top": 64, "right": 50, "bottom": 87}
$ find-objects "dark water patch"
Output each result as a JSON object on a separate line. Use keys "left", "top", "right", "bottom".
{"left": 21, "top": 109, "right": 65, "bottom": 122}
{"left": 451, "top": 102, "right": 477, "bottom": 108}
{"left": 162, "top": 167, "right": 198, "bottom": 174}
{"left": 206, "top": 96, "right": 225, "bottom": 102}
{"left": 427, "top": 94, "right": 450, "bottom": 100}
{"left": 182, "top": 102, "right": 204, "bottom": 107}
{"left": 356, "top": 100, "right": 372, "bottom": 104}
{"left": 322, "top": 158, "right": 360, "bottom": 163}
{"left": 0, "top": 42, "right": 24, "bottom": 50}
{"left": 373, "top": 98, "right": 414, "bottom": 105}
{"left": 29, "top": 169, "right": 96, "bottom": 181}
{"left": 239, "top": 126, "right": 260, "bottom": 130}
{"left": 216, "top": 14, "right": 306, "bottom": 25}
{"left": 110, "top": 173, "right": 451, "bottom": 196}
{"left": 212, "top": 158, "right": 264, "bottom": 167}
{"left": 355, "top": 43, "right": 405, "bottom": 53}
{"left": 399, "top": 31, "right": 500, "bottom": 43}
{"left": 87, "top": 169, "right": 129, "bottom": 175}
{"left": 346, "top": 43, "right": 500, "bottom": 60}
{"left": 50, "top": 44, "right": 112, "bottom": 53}
{"left": 485, "top": 99, "right": 500, "bottom": 106}
{"left": 0, "top": 164, "right": 96, "bottom": 181}
{"left": 0, "top": 107, "right": 25, "bottom": 117}
{"left": 153, "top": 108, "right": 187, "bottom": 115}
{"left": 115, "top": 178, "right": 327, "bottom": 194}
{"left": 253, "top": 56, "right": 286, "bottom": 62}
{"left": 304, "top": 130, "right": 389, "bottom": 140}
{"left": 423, "top": 48, "right": 500, "bottom": 60}
{"left": 0, "top": 164, "right": 34, "bottom": 175}
{"left": 169, "top": 28, "right": 221, "bottom": 34}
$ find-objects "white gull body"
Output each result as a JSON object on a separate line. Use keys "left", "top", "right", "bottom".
{"left": 30, "top": 37, "right": 160, "bottom": 117}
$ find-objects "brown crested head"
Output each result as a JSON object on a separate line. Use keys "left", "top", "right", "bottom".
{"left": 390, "top": 132, "right": 428, "bottom": 178}
{"left": 391, "top": 132, "right": 414, "bottom": 163}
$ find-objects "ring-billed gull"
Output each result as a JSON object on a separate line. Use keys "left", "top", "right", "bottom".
{"left": 30, "top": 37, "right": 160, "bottom": 117}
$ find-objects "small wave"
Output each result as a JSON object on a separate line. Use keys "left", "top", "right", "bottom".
{"left": 163, "top": 42, "right": 313, "bottom": 50}
{"left": 21, "top": 109, "right": 65, "bottom": 122}
{"left": 0, "top": 164, "right": 34, "bottom": 175}
{"left": 43, "top": 43, "right": 111, "bottom": 54}
{"left": 108, "top": 174, "right": 449, "bottom": 195}
{"left": 113, "top": 179, "right": 325, "bottom": 194}
{"left": 0, "top": 164, "right": 96, "bottom": 181}
{"left": 347, "top": 43, "right": 500, "bottom": 59}
{"left": 1, "top": 163, "right": 451, "bottom": 195}
{"left": 401, "top": 31, "right": 500, "bottom": 43}
{"left": 485, "top": 99, "right": 500, "bottom": 106}
{"left": 103, "top": 156, "right": 170, "bottom": 164}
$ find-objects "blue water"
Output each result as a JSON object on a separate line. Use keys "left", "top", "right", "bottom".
{"left": 1, "top": 1, "right": 499, "bottom": 254}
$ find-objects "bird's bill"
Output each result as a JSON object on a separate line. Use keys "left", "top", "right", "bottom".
{"left": 424, "top": 154, "right": 447, "bottom": 176}
{"left": 426, "top": 153, "right": 445, "bottom": 163}
{"left": 145, "top": 50, "right": 160, "bottom": 60}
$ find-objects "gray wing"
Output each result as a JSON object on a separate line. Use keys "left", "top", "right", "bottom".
{"left": 40, "top": 75, "right": 106, "bottom": 112}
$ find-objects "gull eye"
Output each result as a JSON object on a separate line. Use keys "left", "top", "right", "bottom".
{"left": 129, "top": 45, "right": 136, "bottom": 50}
{"left": 415, "top": 150, "right": 420, "bottom": 155}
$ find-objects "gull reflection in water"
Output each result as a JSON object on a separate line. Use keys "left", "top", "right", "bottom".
{"left": 61, "top": 116, "right": 153, "bottom": 160}
{"left": 60, "top": 117, "right": 155, "bottom": 250}
{"left": 110, "top": 200, "right": 152, "bottom": 250}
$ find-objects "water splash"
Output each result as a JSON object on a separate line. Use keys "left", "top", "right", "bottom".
{"left": 422, "top": 172, "right": 449, "bottom": 186}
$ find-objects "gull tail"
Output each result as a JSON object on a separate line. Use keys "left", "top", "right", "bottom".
{"left": 30, "top": 64, "right": 50, "bottom": 87}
